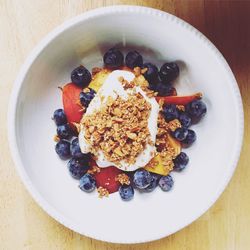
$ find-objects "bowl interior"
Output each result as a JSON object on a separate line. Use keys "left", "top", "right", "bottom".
{"left": 13, "top": 8, "right": 242, "bottom": 243}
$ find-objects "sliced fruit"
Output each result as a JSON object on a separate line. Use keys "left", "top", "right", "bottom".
{"left": 94, "top": 166, "right": 122, "bottom": 194}
{"left": 88, "top": 69, "right": 110, "bottom": 92}
{"left": 167, "top": 134, "right": 181, "bottom": 157}
{"left": 89, "top": 66, "right": 133, "bottom": 92}
{"left": 145, "top": 155, "right": 170, "bottom": 176}
{"left": 155, "top": 92, "right": 202, "bottom": 105}
{"left": 62, "top": 83, "right": 83, "bottom": 124}
{"left": 145, "top": 135, "right": 181, "bottom": 176}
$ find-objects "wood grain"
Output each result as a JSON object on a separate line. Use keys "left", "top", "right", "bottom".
{"left": 0, "top": 1, "right": 250, "bottom": 249}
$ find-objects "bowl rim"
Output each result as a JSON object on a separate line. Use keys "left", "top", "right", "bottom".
{"left": 7, "top": 5, "right": 244, "bottom": 244}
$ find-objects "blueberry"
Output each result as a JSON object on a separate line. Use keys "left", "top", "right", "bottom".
{"left": 68, "top": 158, "right": 89, "bottom": 179}
{"left": 79, "top": 88, "right": 96, "bottom": 107}
{"left": 182, "top": 129, "right": 196, "bottom": 146}
{"left": 79, "top": 173, "right": 96, "bottom": 192}
{"left": 125, "top": 50, "right": 143, "bottom": 69}
{"left": 142, "top": 63, "right": 158, "bottom": 83}
{"left": 186, "top": 100, "right": 207, "bottom": 122}
{"left": 159, "top": 175, "right": 174, "bottom": 191}
{"left": 53, "top": 109, "right": 67, "bottom": 126}
{"left": 162, "top": 104, "right": 179, "bottom": 122}
{"left": 57, "top": 124, "right": 73, "bottom": 139}
{"left": 70, "top": 137, "right": 87, "bottom": 159}
{"left": 103, "top": 48, "right": 124, "bottom": 68}
{"left": 133, "top": 169, "right": 153, "bottom": 189}
{"left": 173, "top": 152, "right": 189, "bottom": 171}
{"left": 178, "top": 112, "right": 191, "bottom": 128}
{"left": 172, "top": 127, "right": 188, "bottom": 141}
{"left": 145, "top": 174, "right": 160, "bottom": 192}
{"left": 150, "top": 82, "right": 174, "bottom": 96}
{"left": 55, "top": 140, "right": 71, "bottom": 159}
{"left": 119, "top": 184, "right": 134, "bottom": 201}
{"left": 71, "top": 65, "right": 91, "bottom": 88}
{"left": 159, "top": 62, "right": 179, "bottom": 83}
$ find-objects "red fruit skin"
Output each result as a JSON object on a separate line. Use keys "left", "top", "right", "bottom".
{"left": 62, "top": 83, "right": 83, "bottom": 124}
{"left": 155, "top": 92, "right": 202, "bottom": 105}
{"left": 95, "top": 166, "right": 122, "bottom": 194}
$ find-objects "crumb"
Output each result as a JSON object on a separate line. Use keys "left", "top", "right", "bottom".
{"left": 176, "top": 105, "right": 185, "bottom": 111}
{"left": 83, "top": 88, "right": 91, "bottom": 93}
{"left": 97, "top": 187, "right": 109, "bottom": 198}
{"left": 167, "top": 119, "right": 182, "bottom": 132}
{"left": 115, "top": 173, "right": 130, "bottom": 185}
{"left": 53, "top": 135, "right": 60, "bottom": 142}
{"left": 87, "top": 165, "right": 100, "bottom": 175}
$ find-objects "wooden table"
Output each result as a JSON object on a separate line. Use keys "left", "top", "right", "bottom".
{"left": 1, "top": 1, "right": 249, "bottom": 249}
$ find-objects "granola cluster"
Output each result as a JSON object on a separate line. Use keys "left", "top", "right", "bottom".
{"left": 153, "top": 113, "right": 182, "bottom": 171}
{"left": 115, "top": 173, "right": 130, "bottom": 185}
{"left": 97, "top": 187, "right": 109, "bottom": 198}
{"left": 81, "top": 92, "right": 152, "bottom": 166}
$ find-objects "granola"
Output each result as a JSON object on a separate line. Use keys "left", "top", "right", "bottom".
{"left": 97, "top": 187, "right": 109, "bottom": 198}
{"left": 115, "top": 173, "right": 131, "bottom": 185}
{"left": 81, "top": 92, "right": 152, "bottom": 166}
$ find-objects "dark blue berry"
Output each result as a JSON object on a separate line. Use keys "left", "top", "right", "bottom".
{"left": 119, "top": 184, "right": 134, "bottom": 201}
{"left": 186, "top": 100, "right": 207, "bottom": 122}
{"left": 70, "top": 137, "right": 87, "bottom": 159}
{"left": 172, "top": 127, "right": 188, "bottom": 141}
{"left": 162, "top": 104, "right": 179, "bottom": 122}
{"left": 142, "top": 63, "right": 158, "bottom": 83}
{"left": 159, "top": 62, "right": 179, "bottom": 83}
{"left": 125, "top": 50, "right": 143, "bottom": 69}
{"left": 103, "top": 48, "right": 124, "bottom": 68}
{"left": 55, "top": 140, "right": 71, "bottom": 159}
{"left": 68, "top": 158, "right": 89, "bottom": 179}
{"left": 150, "top": 82, "right": 174, "bottom": 96}
{"left": 178, "top": 112, "right": 191, "bottom": 128}
{"left": 79, "top": 173, "right": 96, "bottom": 192}
{"left": 173, "top": 152, "right": 189, "bottom": 171}
{"left": 159, "top": 175, "right": 174, "bottom": 191}
{"left": 53, "top": 109, "right": 67, "bottom": 126}
{"left": 145, "top": 174, "right": 160, "bottom": 192}
{"left": 71, "top": 65, "right": 91, "bottom": 88}
{"left": 57, "top": 124, "right": 73, "bottom": 139}
{"left": 79, "top": 88, "right": 96, "bottom": 107}
{"left": 182, "top": 129, "right": 196, "bottom": 146}
{"left": 133, "top": 169, "right": 153, "bottom": 189}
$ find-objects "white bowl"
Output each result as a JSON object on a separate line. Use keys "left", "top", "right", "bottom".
{"left": 8, "top": 6, "right": 244, "bottom": 243}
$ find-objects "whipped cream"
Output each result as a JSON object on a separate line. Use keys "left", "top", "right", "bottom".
{"left": 79, "top": 70, "right": 159, "bottom": 171}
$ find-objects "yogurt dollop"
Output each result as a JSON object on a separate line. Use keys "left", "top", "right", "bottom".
{"left": 79, "top": 70, "right": 159, "bottom": 171}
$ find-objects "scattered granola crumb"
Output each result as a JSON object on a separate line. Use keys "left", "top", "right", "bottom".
{"left": 97, "top": 187, "right": 109, "bottom": 198}
{"left": 115, "top": 173, "right": 130, "bottom": 185}
{"left": 53, "top": 135, "right": 60, "bottom": 142}
{"left": 176, "top": 105, "right": 185, "bottom": 111}
{"left": 168, "top": 119, "right": 182, "bottom": 132}
{"left": 87, "top": 165, "right": 100, "bottom": 175}
{"left": 83, "top": 88, "right": 91, "bottom": 93}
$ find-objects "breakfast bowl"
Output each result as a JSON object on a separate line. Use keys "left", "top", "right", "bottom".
{"left": 8, "top": 6, "right": 244, "bottom": 243}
